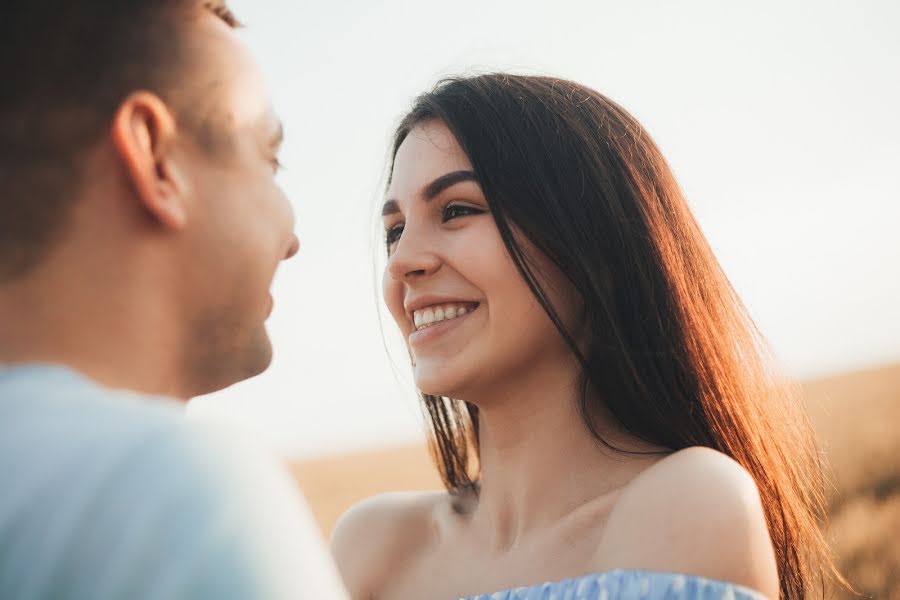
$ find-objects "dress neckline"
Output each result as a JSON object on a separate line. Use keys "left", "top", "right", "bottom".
{"left": 458, "top": 568, "right": 770, "bottom": 600}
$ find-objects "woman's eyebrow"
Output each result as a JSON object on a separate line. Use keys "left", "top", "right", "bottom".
{"left": 382, "top": 199, "right": 400, "bottom": 217}
{"left": 382, "top": 170, "right": 479, "bottom": 216}
{"left": 422, "top": 170, "right": 478, "bottom": 200}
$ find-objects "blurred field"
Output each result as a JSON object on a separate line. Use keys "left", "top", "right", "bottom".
{"left": 291, "top": 363, "right": 900, "bottom": 598}
{"left": 804, "top": 364, "right": 900, "bottom": 599}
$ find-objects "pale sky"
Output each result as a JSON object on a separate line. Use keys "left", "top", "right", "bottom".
{"left": 189, "top": 0, "right": 900, "bottom": 459}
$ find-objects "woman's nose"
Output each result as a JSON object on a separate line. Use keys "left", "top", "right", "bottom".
{"left": 386, "top": 226, "right": 441, "bottom": 281}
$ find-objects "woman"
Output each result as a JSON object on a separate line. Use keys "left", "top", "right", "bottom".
{"left": 332, "top": 74, "right": 841, "bottom": 600}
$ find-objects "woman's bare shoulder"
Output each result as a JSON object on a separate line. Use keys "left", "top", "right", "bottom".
{"left": 330, "top": 490, "right": 448, "bottom": 599}
{"left": 596, "top": 446, "right": 779, "bottom": 598}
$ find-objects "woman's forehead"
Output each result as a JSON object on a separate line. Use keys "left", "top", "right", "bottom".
{"left": 389, "top": 123, "right": 472, "bottom": 199}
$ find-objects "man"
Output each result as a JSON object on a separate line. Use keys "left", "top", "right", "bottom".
{"left": 0, "top": 1, "right": 347, "bottom": 598}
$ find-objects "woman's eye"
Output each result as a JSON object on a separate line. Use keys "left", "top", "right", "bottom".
{"left": 385, "top": 224, "right": 404, "bottom": 249}
{"left": 442, "top": 204, "right": 483, "bottom": 222}
{"left": 272, "top": 157, "right": 285, "bottom": 174}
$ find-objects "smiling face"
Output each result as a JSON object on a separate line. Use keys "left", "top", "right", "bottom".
{"left": 171, "top": 14, "right": 299, "bottom": 394}
{"left": 383, "top": 120, "right": 578, "bottom": 401}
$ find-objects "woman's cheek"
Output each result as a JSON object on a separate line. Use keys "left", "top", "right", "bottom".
{"left": 382, "top": 272, "right": 408, "bottom": 333}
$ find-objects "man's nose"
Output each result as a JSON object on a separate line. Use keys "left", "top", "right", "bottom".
{"left": 284, "top": 234, "right": 300, "bottom": 260}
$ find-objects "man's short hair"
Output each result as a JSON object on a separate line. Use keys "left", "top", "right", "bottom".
{"left": 0, "top": 1, "right": 239, "bottom": 282}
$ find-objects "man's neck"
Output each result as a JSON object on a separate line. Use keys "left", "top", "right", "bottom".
{"left": 0, "top": 257, "right": 188, "bottom": 400}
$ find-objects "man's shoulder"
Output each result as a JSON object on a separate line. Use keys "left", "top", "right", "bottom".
{"left": 0, "top": 364, "right": 253, "bottom": 518}
{"left": 0, "top": 364, "right": 349, "bottom": 599}
{"left": 0, "top": 363, "right": 187, "bottom": 441}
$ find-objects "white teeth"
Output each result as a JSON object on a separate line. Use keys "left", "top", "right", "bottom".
{"left": 411, "top": 303, "right": 477, "bottom": 331}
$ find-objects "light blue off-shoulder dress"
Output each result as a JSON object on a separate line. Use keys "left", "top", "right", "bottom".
{"left": 459, "top": 569, "right": 769, "bottom": 600}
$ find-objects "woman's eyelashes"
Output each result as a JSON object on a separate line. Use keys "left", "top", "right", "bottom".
{"left": 384, "top": 203, "right": 487, "bottom": 252}
{"left": 441, "top": 203, "right": 485, "bottom": 222}
{"left": 385, "top": 223, "right": 404, "bottom": 249}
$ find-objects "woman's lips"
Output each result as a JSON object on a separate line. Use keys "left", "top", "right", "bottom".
{"left": 408, "top": 304, "right": 479, "bottom": 346}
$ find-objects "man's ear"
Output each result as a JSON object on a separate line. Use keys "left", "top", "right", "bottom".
{"left": 111, "top": 92, "right": 188, "bottom": 229}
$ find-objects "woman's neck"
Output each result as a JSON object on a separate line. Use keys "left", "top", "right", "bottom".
{"left": 463, "top": 360, "right": 666, "bottom": 553}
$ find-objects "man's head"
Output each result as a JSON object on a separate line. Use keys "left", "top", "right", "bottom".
{"left": 0, "top": 1, "right": 299, "bottom": 397}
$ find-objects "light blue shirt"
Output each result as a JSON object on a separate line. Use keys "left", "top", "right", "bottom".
{"left": 0, "top": 365, "right": 347, "bottom": 599}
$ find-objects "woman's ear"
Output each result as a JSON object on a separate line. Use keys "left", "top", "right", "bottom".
{"left": 110, "top": 91, "right": 188, "bottom": 229}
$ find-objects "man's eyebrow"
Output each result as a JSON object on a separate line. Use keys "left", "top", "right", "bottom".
{"left": 381, "top": 170, "right": 479, "bottom": 217}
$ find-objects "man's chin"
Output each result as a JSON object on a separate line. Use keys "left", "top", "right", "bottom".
{"left": 241, "top": 330, "right": 274, "bottom": 380}
{"left": 189, "top": 331, "right": 273, "bottom": 396}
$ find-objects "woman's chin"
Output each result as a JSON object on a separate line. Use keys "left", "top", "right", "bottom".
{"left": 413, "top": 370, "right": 462, "bottom": 399}
{"left": 415, "top": 380, "right": 453, "bottom": 398}
{"left": 413, "top": 353, "right": 491, "bottom": 400}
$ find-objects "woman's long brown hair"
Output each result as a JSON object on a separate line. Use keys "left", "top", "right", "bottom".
{"left": 389, "top": 74, "right": 844, "bottom": 599}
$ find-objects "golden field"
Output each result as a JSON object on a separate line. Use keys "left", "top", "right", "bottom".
{"left": 292, "top": 363, "right": 900, "bottom": 599}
